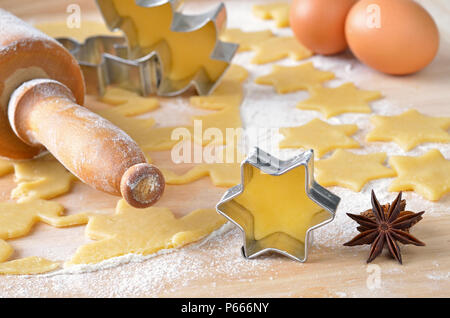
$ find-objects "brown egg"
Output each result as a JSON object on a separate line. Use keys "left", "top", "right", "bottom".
{"left": 345, "top": 0, "right": 439, "bottom": 75}
{"left": 289, "top": 0, "right": 358, "bottom": 55}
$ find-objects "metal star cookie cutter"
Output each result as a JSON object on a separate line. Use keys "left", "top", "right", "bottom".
{"left": 56, "top": 0, "right": 238, "bottom": 97}
{"left": 216, "top": 147, "right": 341, "bottom": 262}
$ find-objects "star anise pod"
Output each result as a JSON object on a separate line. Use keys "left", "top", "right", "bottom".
{"left": 344, "top": 191, "right": 425, "bottom": 264}
{"left": 358, "top": 198, "right": 421, "bottom": 234}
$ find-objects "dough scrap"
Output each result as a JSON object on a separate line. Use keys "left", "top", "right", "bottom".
{"left": 279, "top": 119, "right": 360, "bottom": 158}
{"left": 388, "top": 149, "right": 450, "bottom": 201}
{"left": 0, "top": 257, "right": 60, "bottom": 275}
{"left": 162, "top": 164, "right": 240, "bottom": 187}
{"left": 101, "top": 86, "right": 143, "bottom": 105}
{"left": 101, "top": 86, "right": 159, "bottom": 116}
{"left": 251, "top": 37, "right": 313, "bottom": 64}
{"left": 97, "top": 64, "right": 248, "bottom": 150}
{"left": 95, "top": 106, "right": 155, "bottom": 144}
{"left": 0, "top": 199, "right": 88, "bottom": 274}
{"left": 190, "top": 64, "right": 248, "bottom": 110}
{"left": 67, "top": 199, "right": 226, "bottom": 265}
{"left": 221, "top": 28, "right": 274, "bottom": 52}
{"left": 162, "top": 146, "right": 245, "bottom": 187}
{"left": 0, "top": 239, "right": 12, "bottom": 262}
{"left": 11, "top": 155, "right": 76, "bottom": 202}
{"left": 163, "top": 67, "right": 247, "bottom": 187}
{"left": 95, "top": 105, "right": 182, "bottom": 151}
{"left": 297, "top": 82, "right": 382, "bottom": 118}
{"left": 366, "top": 109, "right": 450, "bottom": 151}
{"left": 315, "top": 150, "right": 396, "bottom": 192}
{"left": 255, "top": 62, "right": 335, "bottom": 94}
{"left": 36, "top": 21, "right": 120, "bottom": 42}
{"left": 143, "top": 126, "right": 192, "bottom": 151}
{"left": 193, "top": 104, "right": 242, "bottom": 147}
{"left": 0, "top": 158, "right": 14, "bottom": 177}
{"left": 252, "top": 2, "right": 290, "bottom": 27}
{"left": 0, "top": 199, "right": 88, "bottom": 239}
{"left": 191, "top": 64, "right": 247, "bottom": 146}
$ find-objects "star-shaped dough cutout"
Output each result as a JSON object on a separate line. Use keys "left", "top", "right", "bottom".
{"left": 279, "top": 119, "right": 360, "bottom": 158}
{"left": 221, "top": 28, "right": 274, "bottom": 52}
{"left": 315, "top": 150, "right": 396, "bottom": 192}
{"left": 67, "top": 199, "right": 226, "bottom": 265}
{"left": 366, "top": 109, "right": 450, "bottom": 151}
{"left": 253, "top": 2, "right": 290, "bottom": 27}
{"left": 388, "top": 149, "right": 450, "bottom": 201}
{"left": 297, "top": 83, "right": 382, "bottom": 118}
{"left": 252, "top": 37, "right": 313, "bottom": 64}
{"left": 255, "top": 62, "right": 335, "bottom": 94}
{"left": 216, "top": 148, "right": 339, "bottom": 262}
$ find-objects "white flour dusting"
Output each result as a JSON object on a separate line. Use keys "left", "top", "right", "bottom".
{"left": 0, "top": 8, "right": 60, "bottom": 48}
{"left": 0, "top": 0, "right": 448, "bottom": 297}
{"left": 5, "top": 223, "right": 285, "bottom": 297}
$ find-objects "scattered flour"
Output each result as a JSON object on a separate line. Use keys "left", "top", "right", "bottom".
{"left": 426, "top": 272, "right": 450, "bottom": 281}
{"left": 0, "top": 0, "right": 448, "bottom": 297}
{"left": 0, "top": 8, "right": 60, "bottom": 48}
{"left": 2, "top": 223, "right": 285, "bottom": 297}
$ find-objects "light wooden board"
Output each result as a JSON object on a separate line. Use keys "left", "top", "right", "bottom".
{"left": 0, "top": 0, "right": 449, "bottom": 297}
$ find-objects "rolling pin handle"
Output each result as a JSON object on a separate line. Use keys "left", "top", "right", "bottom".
{"left": 121, "top": 163, "right": 165, "bottom": 209}
{"left": 7, "top": 79, "right": 165, "bottom": 208}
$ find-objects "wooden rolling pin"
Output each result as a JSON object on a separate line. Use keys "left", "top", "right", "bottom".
{"left": 0, "top": 9, "right": 164, "bottom": 208}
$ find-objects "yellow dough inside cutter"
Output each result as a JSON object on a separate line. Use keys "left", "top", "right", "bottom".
{"left": 111, "top": 0, "right": 228, "bottom": 82}
{"left": 234, "top": 165, "right": 325, "bottom": 242}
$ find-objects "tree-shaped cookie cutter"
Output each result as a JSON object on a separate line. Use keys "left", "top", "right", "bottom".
{"left": 57, "top": 0, "right": 238, "bottom": 97}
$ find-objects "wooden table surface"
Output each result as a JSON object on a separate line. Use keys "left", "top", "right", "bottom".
{"left": 0, "top": 0, "right": 449, "bottom": 297}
